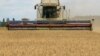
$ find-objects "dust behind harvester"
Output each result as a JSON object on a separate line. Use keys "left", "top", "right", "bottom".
{"left": 7, "top": 0, "right": 92, "bottom": 30}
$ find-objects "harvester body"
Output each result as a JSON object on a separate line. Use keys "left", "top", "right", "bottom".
{"left": 7, "top": 0, "right": 92, "bottom": 30}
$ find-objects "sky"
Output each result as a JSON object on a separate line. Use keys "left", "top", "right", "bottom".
{"left": 0, "top": 0, "right": 100, "bottom": 20}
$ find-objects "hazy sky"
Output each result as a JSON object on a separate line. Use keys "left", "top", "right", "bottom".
{"left": 0, "top": 0, "right": 100, "bottom": 20}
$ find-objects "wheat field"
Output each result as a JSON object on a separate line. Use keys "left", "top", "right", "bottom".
{"left": 0, "top": 28, "right": 100, "bottom": 56}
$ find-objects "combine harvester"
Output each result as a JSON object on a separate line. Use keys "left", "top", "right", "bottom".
{"left": 7, "top": 0, "right": 92, "bottom": 30}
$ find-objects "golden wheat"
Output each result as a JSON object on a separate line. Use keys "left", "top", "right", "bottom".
{"left": 0, "top": 28, "right": 100, "bottom": 56}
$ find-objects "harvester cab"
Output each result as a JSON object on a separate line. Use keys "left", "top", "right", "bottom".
{"left": 35, "top": 0, "right": 65, "bottom": 20}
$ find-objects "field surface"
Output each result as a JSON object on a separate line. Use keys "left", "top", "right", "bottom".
{"left": 0, "top": 28, "right": 100, "bottom": 56}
